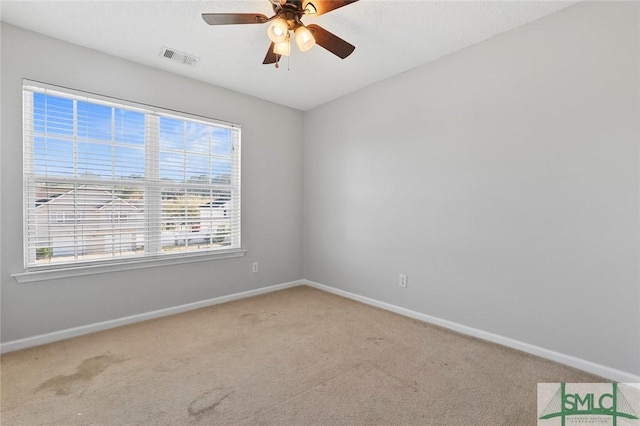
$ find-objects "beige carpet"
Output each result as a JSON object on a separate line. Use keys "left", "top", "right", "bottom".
{"left": 1, "top": 285, "right": 601, "bottom": 425}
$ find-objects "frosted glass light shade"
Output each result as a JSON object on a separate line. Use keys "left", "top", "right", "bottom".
{"left": 267, "top": 18, "right": 289, "bottom": 43}
{"left": 274, "top": 37, "right": 291, "bottom": 56}
{"left": 294, "top": 26, "right": 315, "bottom": 52}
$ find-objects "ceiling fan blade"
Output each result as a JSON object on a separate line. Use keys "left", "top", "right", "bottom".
{"left": 303, "top": 0, "right": 359, "bottom": 16}
{"left": 202, "top": 13, "right": 269, "bottom": 25}
{"left": 306, "top": 24, "right": 355, "bottom": 59}
{"left": 263, "top": 42, "right": 282, "bottom": 65}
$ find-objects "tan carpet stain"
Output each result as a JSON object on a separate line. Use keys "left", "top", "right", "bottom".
{"left": 35, "top": 354, "right": 127, "bottom": 396}
{"left": 187, "top": 389, "right": 233, "bottom": 423}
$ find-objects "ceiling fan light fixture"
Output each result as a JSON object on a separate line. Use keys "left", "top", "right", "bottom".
{"left": 202, "top": 0, "right": 360, "bottom": 64}
{"left": 294, "top": 25, "right": 315, "bottom": 52}
{"left": 273, "top": 36, "right": 291, "bottom": 56}
{"left": 267, "top": 18, "right": 289, "bottom": 43}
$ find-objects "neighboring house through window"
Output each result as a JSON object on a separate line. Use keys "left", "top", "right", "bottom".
{"left": 23, "top": 81, "right": 241, "bottom": 269}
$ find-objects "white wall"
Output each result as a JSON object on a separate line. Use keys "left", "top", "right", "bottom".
{"left": 303, "top": 1, "right": 639, "bottom": 376}
{"left": 0, "top": 23, "right": 304, "bottom": 342}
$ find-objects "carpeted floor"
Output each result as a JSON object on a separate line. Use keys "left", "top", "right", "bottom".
{"left": 1, "top": 285, "right": 601, "bottom": 425}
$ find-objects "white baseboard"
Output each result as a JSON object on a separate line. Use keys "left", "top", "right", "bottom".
{"left": 302, "top": 279, "right": 640, "bottom": 383}
{"left": 4, "top": 278, "right": 638, "bottom": 383}
{"left": 0, "top": 280, "right": 303, "bottom": 354}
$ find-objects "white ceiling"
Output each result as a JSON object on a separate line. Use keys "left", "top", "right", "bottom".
{"left": 1, "top": 0, "right": 577, "bottom": 111}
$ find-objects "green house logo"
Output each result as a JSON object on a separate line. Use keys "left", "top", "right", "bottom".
{"left": 538, "top": 383, "right": 639, "bottom": 426}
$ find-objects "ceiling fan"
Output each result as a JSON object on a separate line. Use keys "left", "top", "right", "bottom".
{"left": 202, "top": 0, "right": 359, "bottom": 67}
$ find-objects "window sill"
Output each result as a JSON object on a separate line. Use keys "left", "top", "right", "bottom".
{"left": 11, "top": 249, "right": 247, "bottom": 283}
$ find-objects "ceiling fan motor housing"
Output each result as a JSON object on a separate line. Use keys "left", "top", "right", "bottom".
{"left": 273, "top": 1, "right": 307, "bottom": 30}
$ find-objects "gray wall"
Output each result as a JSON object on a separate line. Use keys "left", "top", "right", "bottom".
{"left": 303, "top": 1, "right": 639, "bottom": 376}
{"left": 1, "top": 23, "right": 304, "bottom": 342}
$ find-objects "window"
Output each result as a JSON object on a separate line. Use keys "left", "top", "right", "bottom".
{"left": 23, "top": 82, "right": 241, "bottom": 270}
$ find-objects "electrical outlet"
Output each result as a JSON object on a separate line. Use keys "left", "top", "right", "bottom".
{"left": 399, "top": 274, "right": 407, "bottom": 288}
{"left": 252, "top": 262, "right": 259, "bottom": 273}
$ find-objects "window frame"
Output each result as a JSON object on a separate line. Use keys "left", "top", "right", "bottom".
{"left": 15, "top": 80, "right": 244, "bottom": 282}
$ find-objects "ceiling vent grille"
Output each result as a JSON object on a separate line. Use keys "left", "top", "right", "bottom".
{"left": 160, "top": 46, "right": 199, "bottom": 66}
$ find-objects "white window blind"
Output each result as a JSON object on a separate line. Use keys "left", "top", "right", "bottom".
{"left": 23, "top": 82, "right": 241, "bottom": 270}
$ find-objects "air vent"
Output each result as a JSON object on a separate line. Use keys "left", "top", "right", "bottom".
{"left": 160, "top": 46, "right": 199, "bottom": 66}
